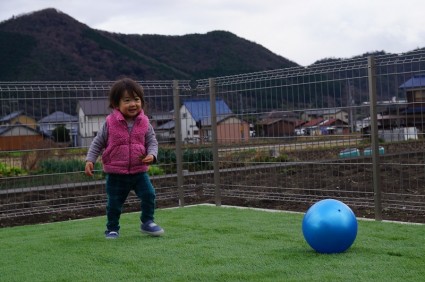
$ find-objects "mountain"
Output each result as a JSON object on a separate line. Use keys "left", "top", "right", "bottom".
{"left": 0, "top": 8, "right": 299, "bottom": 81}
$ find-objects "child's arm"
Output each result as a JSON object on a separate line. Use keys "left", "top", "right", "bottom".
{"left": 140, "top": 154, "right": 155, "bottom": 164}
{"left": 143, "top": 124, "right": 158, "bottom": 164}
{"left": 85, "top": 123, "right": 107, "bottom": 176}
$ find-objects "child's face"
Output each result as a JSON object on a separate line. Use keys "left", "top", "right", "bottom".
{"left": 117, "top": 91, "right": 142, "bottom": 119}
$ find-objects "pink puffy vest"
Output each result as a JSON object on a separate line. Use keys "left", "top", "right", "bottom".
{"left": 102, "top": 109, "right": 150, "bottom": 174}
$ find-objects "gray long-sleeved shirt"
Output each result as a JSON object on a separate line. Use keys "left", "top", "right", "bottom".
{"left": 85, "top": 121, "right": 158, "bottom": 164}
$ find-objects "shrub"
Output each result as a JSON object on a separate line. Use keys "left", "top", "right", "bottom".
{"left": 183, "top": 148, "right": 213, "bottom": 171}
{"left": 157, "top": 147, "right": 176, "bottom": 164}
{"left": 148, "top": 165, "right": 165, "bottom": 176}
{"left": 52, "top": 125, "right": 70, "bottom": 143}
{"left": 157, "top": 147, "right": 213, "bottom": 173}
{"left": 37, "top": 159, "right": 85, "bottom": 174}
{"left": 0, "top": 162, "right": 24, "bottom": 177}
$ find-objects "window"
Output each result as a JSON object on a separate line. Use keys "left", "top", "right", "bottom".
{"left": 413, "top": 90, "right": 425, "bottom": 102}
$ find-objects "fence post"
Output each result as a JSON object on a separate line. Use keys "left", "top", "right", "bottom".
{"left": 367, "top": 56, "right": 383, "bottom": 221}
{"left": 209, "top": 78, "right": 221, "bottom": 206}
{"left": 173, "top": 80, "right": 185, "bottom": 207}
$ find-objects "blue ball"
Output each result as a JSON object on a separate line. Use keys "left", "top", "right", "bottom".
{"left": 302, "top": 199, "right": 358, "bottom": 254}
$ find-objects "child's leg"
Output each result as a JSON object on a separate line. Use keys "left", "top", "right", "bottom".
{"left": 105, "top": 174, "right": 131, "bottom": 231}
{"left": 134, "top": 172, "right": 156, "bottom": 223}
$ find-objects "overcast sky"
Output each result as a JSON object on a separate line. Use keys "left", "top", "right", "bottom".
{"left": 1, "top": 0, "right": 424, "bottom": 66}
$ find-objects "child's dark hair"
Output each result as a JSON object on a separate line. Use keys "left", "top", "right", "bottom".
{"left": 108, "top": 78, "right": 145, "bottom": 108}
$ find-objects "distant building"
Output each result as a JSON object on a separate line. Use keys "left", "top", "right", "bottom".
{"left": 76, "top": 99, "right": 110, "bottom": 147}
{"left": 256, "top": 111, "right": 300, "bottom": 137}
{"left": 149, "top": 111, "right": 175, "bottom": 143}
{"left": 155, "top": 119, "right": 176, "bottom": 143}
{"left": 0, "top": 111, "right": 48, "bottom": 150}
{"left": 180, "top": 99, "right": 249, "bottom": 143}
{"left": 149, "top": 111, "right": 174, "bottom": 129}
{"left": 399, "top": 74, "right": 425, "bottom": 130}
{"left": 318, "top": 118, "right": 350, "bottom": 135}
{"left": 302, "top": 109, "right": 349, "bottom": 124}
{"left": 301, "top": 117, "right": 325, "bottom": 136}
{"left": 38, "top": 111, "right": 78, "bottom": 146}
{"left": 0, "top": 123, "right": 44, "bottom": 151}
{"left": 399, "top": 74, "right": 425, "bottom": 107}
{"left": 0, "top": 110, "right": 37, "bottom": 130}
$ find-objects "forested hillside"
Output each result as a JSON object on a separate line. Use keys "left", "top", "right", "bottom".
{"left": 0, "top": 8, "right": 298, "bottom": 81}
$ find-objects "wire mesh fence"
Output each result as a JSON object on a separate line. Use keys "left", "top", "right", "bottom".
{"left": 1, "top": 51, "right": 425, "bottom": 226}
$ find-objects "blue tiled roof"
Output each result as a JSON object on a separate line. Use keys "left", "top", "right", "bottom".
{"left": 182, "top": 99, "right": 233, "bottom": 121}
{"left": 38, "top": 111, "right": 78, "bottom": 123}
{"left": 0, "top": 110, "right": 24, "bottom": 123}
{"left": 399, "top": 74, "right": 425, "bottom": 89}
{"left": 401, "top": 107, "right": 425, "bottom": 114}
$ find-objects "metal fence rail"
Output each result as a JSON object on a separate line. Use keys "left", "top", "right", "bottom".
{"left": 1, "top": 51, "right": 425, "bottom": 225}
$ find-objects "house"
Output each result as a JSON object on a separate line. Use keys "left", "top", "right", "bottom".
{"left": 399, "top": 74, "right": 425, "bottom": 130}
{"left": 256, "top": 111, "right": 301, "bottom": 137}
{"left": 318, "top": 118, "right": 350, "bottom": 135}
{"left": 357, "top": 74, "right": 425, "bottom": 141}
{"left": 155, "top": 120, "right": 176, "bottom": 143}
{"left": 180, "top": 99, "right": 250, "bottom": 143}
{"left": 0, "top": 110, "right": 37, "bottom": 130}
{"left": 149, "top": 111, "right": 174, "bottom": 129}
{"left": 302, "top": 109, "right": 349, "bottom": 124}
{"left": 0, "top": 124, "right": 44, "bottom": 151}
{"left": 0, "top": 111, "right": 49, "bottom": 150}
{"left": 301, "top": 117, "right": 325, "bottom": 136}
{"left": 77, "top": 99, "right": 110, "bottom": 147}
{"left": 149, "top": 111, "right": 175, "bottom": 143}
{"left": 399, "top": 74, "right": 425, "bottom": 107}
{"left": 38, "top": 111, "right": 79, "bottom": 146}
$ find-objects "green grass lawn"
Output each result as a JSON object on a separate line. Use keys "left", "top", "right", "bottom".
{"left": 1, "top": 205, "right": 424, "bottom": 281}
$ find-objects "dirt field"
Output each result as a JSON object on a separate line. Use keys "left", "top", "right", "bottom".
{"left": 1, "top": 141, "right": 424, "bottom": 227}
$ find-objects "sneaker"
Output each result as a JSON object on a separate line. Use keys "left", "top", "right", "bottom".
{"left": 141, "top": 220, "right": 164, "bottom": 236}
{"left": 105, "top": 230, "right": 119, "bottom": 239}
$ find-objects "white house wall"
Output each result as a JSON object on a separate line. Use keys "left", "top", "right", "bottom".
{"left": 78, "top": 107, "right": 106, "bottom": 138}
{"left": 78, "top": 108, "right": 107, "bottom": 147}
{"left": 180, "top": 105, "right": 200, "bottom": 143}
{"left": 1, "top": 126, "right": 38, "bottom": 136}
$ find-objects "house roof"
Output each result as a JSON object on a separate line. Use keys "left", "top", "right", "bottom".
{"left": 198, "top": 114, "right": 235, "bottom": 127}
{"left": 149, "top": 111, "right": 174, "bottom": 121}
{"left": 156, "top": 113, "right": 237, "bottom": 129}
{"left": 257, "top": 117, "right": 299, "bottom": 126}
{"left": 0, "top": 110, "right": 24, "bottom": 123}
{"left": 400, "top": 107, "right": 425, "bottom": 114}
{"left": 156, "top": 120, "right": 175, "bottom": 130}
{"left": 182, "top": 99, "right": 233, "bottom": 122}
{"left": 260, "top": 110, "right": 298, "bottom": 119}
{"left": 399, "top": 74, "right": 425, "bottom": 89}
{"left": 320, "top": 118, "right": 337, "bottom": 126}
{"left": 38, "top": 111, "right": 78, "bottom": 123}
{"left": 302, "top": 117, "right": 324, "bottom": 127}
{"left": 78, "top": 99, "right": 110, "bottom": 116}
{"left": 304, "top": 109, "right": 345, "bottom": 115}
{"left": 319, "top": 118, "right": 348, "bottom": 126}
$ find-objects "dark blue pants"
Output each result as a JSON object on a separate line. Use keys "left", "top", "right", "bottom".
{"left": 105, "top": 173, "right": 156, "bottom": 232}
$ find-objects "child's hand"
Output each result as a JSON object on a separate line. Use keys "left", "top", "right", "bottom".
{"left": 140, "top": 154, "right": 154, "bottom": 164}
{"left": 85, "top": 161, "right": 94, "bottom": 176}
